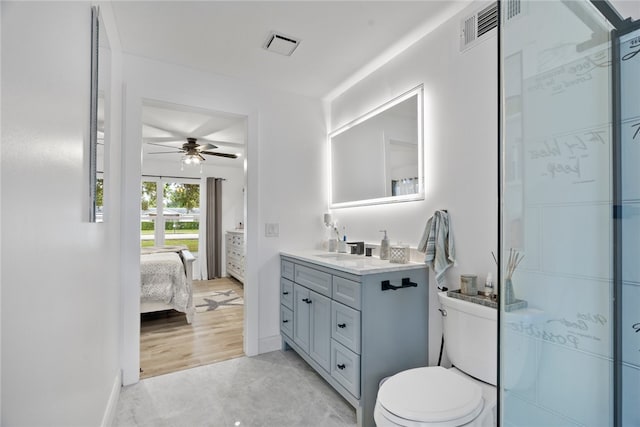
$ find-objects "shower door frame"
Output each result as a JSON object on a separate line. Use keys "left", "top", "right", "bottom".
{"left": 611, "top": 12, "right": 640, "bottom": 427}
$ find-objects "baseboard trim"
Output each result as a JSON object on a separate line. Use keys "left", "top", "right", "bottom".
{"left": 100, "top": 371, "right": 121, "bottom": 427}
{"left": 258, "top": 334, "right": 282, "bottom": 354}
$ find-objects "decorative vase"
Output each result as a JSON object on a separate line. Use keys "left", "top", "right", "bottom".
{"left": 504, "top": 278, "right": 516, "bottom": 305}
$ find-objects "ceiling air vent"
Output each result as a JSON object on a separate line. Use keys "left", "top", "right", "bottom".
{"left": 460, "top": 2, "right": 498, "bottom": 51}
{"left": 263, "top": 31, "right": 301, "bottom": 56}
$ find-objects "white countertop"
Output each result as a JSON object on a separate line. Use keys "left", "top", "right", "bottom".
{"left": 281, "top": 250, "right": 427, "bottom": 275}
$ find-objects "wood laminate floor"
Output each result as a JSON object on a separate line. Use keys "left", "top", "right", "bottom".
{"left": 140, "top": 277, "right": 244, "bottom": 379}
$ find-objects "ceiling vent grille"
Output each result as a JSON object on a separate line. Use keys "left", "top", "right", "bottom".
{"left": 503, "top": 0, "right": 524, "bottom": 23}
{"left": 460, "top": 2, "right": 498, "bottom": 51}
{"left": 263, "top": 31, "right": 301, "bottom": 56}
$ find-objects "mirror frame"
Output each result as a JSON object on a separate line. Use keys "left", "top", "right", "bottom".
{"left": 89, "top": 6, "right": 109, "bottom": 222}
{"left": 89, "top": 6, "right": 99, "bottom": 222}
{"left": 328, "top": 85, "right": 424, "bottom": 209}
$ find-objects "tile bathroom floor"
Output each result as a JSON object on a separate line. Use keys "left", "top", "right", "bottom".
{"left": 114, "top": 349, "right": 357, "bottom": 427}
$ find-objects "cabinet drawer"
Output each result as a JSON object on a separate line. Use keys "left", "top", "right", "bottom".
{"left": 280, "top": 305, "right": 293, "bottom": 338}
{"left": 331, "top": 340, "right": 361, "bottom": 398}
{"left": 332, "top": 276, "right": 361, "bottom": 310}
{"left": 281, "top": 260, "right": 294, "bottom": 281}
{"left": 280, "top": 260, "right": 293, "bottom": 280}
{"left": 295, "top": 265, "right": 331, "bottom": 297}
{"left": 281, "top": 278, "right": 294, "bottom": 309}
{"left": 331, "top": 301, "right": 361, "bottom": 354}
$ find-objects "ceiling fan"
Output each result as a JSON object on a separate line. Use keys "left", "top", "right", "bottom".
{"left": 147, "top": 137, "right": 238, "bottom": 165}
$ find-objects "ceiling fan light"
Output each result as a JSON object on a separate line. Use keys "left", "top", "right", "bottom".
{"left": 182, "top": 153, "right": 202, "bottom": 166}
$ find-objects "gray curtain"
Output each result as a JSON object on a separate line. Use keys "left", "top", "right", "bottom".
{"left": 206, "top": 178, "right": 223, "bottom": 279}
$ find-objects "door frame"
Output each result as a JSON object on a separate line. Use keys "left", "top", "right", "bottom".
{"left": 120, "top": 89, "right": 259, "bottom": 385}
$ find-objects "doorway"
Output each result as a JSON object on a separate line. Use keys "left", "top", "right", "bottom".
{"left": 139, "top": 100, "right": 248, "bottom": 378}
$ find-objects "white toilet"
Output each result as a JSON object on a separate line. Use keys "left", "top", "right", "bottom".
{"left": 374, "top": 292, "right": 498, "bottom": 427}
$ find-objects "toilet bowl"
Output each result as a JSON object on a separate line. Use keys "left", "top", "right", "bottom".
{"left": 374, "top": 292, "right": 498, "bottom": 426}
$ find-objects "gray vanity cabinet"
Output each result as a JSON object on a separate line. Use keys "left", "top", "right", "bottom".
{"left": 280, "top": 254, "right": 429, "bottom": 427}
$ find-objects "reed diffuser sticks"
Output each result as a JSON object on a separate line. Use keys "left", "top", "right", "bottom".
{"left": 505, "top": 248, "right": 524, "bottom": 280}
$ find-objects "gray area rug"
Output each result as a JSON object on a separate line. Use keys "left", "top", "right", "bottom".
{"left": 193, "top": 289, "right": 243, "bottom": 312}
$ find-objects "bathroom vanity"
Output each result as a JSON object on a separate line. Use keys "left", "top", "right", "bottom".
{"left": 280, "top": 251, "right": 429, "bottom": 427}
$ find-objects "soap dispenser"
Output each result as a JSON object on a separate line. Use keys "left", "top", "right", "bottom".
{"left": 380, "top": 230, "right": 390, "bottom": 260}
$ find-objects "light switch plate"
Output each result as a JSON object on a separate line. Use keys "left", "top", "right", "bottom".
{"left": 265, "top": 223, "right": 279, "bottom": 237}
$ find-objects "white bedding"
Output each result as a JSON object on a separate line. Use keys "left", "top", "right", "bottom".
{"left": 141, "top": 251, "right": 195, "bottom": 323}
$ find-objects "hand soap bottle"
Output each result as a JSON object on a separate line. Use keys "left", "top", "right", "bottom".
{"left": 380, "top": 230, "right": 390, "bottom": 260}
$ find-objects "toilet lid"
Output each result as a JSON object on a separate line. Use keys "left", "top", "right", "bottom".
{"left": 378, "top": 367, "right": 483, "bottom": 425}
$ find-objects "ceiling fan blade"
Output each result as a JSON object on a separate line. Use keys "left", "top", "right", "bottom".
{"left": 197, "top": 138, "right": 245, "bottom": 149}
{"left": 195, "top": 143, "right": 217, "bottom": 151}
{"left": 200, "top": 150, "right": 238, "bottom": 159}
{"left": 147, "top": 150, "right": 185, "bottom": 155}
{"left": 145, "top": 141, "right": 185, "bottom": 149}
{"left": 144, "top": 137, "right": 185, "bottom": 144}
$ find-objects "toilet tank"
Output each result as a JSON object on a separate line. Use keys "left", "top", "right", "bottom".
{"left": 438, "top": 292, "right": 497, "bottom": 385}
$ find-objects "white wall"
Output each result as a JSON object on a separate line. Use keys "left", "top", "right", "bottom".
{"left": 1, "top": 1, "right": 123, "bottom": 425}
{"left": 327, "top": 2, "right": 498, "bottom": 365}
{"left": 120, "top": 54, "right": 327, "bottom": 384}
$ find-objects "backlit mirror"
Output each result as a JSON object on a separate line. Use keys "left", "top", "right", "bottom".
{"left": 329, "top": 86, "right": 423, "bottom": 208}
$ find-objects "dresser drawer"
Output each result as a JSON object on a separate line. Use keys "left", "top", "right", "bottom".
{"left": 331, "top": 301, "right": 361, "bottom": 354}
{"left": 331, "top": 340, "right": 361, "bottom": 398}
{"left": 281, "top": 278, "right": 294, "bottom": 309}
{"left": 280, "top": 305, "right": 293, "bottom": 338}
{"left": 295, "top": 265, "right": 331, "bottom": 297}
{"left": 332, "top": 276, "right": 361, "bottom": 310}
{"left": 281, "top": 259, "right": 294, "bottom": 281}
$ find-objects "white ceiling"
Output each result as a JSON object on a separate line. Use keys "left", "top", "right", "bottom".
{"left": 111, "top": 1, "right": 465, "bottom": 99}
{"left": 111, "top": 1, "right": 466, "bottom": 167}
{"left": 141, "top": 100, "right": 247, "bottom": 167}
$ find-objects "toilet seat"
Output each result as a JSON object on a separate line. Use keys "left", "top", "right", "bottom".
{"left": 377, "top": 367, "right": 484, "bottom": 426}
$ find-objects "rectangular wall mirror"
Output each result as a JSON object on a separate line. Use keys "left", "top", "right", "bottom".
{"left": 329, "top": 86, "right": 424, "bottom": 208}
{"left": 89, "top": 6, "right": 110, "bottom": 222}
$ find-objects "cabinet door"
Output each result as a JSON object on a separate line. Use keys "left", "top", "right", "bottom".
{"left": 293, "top": 284, "right": 310, "bottom": 353}
{"left": 309, "top": 290, "right": 331, "bottom": 372}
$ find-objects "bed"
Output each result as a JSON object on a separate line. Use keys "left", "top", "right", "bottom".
{"left": 140, "top": 246, "right": 196, "bottom": 323}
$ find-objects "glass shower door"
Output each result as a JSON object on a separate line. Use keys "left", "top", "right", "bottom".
{"left": 619, "top": 25, "right": 640, "bottom": 426}
{"left": 500, "top": 1, "right": 615, "bottom": 425}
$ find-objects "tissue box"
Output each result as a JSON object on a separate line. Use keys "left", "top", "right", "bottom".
{"left": 389, "top": 245, "right": 410, "bottom": 264}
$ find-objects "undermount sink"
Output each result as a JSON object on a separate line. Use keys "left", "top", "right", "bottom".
{"left": 315, "top": 253, "right": 359, "bottom": 261}
{"left": 314, "top": 252, "right": 391, "bottom": 267}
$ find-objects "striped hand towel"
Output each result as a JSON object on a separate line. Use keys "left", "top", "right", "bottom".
{"left": 417, "top": 210, "right": 455, "bottom": 287}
